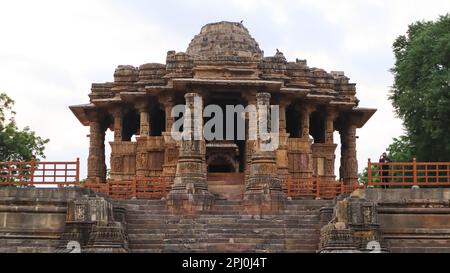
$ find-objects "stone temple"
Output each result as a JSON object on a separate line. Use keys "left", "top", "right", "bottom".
{"left": 70, "top": 21, "right": 375, "bottom": 208}
{"left": 2, "top": 21, "right": 450, "bottom": 254}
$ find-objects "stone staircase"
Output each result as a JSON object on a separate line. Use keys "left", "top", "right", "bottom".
{"left": 207, "top": 173, "right": 246, "bottom": 201}
{"left": 120, "top": 199, "right": 333, "bottom": 253}
{"left": 0, "top": 236, "right": 61, "bottom": 253}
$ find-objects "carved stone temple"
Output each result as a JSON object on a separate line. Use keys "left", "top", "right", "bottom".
{"left": 3, "top": 22, "right": 450, "bottom": 254}
{"left": 70, "top": 21, "right": 376, "bottom": 210}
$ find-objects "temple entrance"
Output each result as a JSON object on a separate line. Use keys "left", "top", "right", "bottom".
{"left": 207, "top": 154, "right": 238, "bottom": 173}
{"left": 206, "top": 142, "right": 245, "bottom": 200}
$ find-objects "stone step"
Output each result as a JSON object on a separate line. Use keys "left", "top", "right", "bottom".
{"left": 127, "top": 234, "right": 319, "bottom": 242}
{"left": 126, "top": 229, "right": 318, "bottom": 235}
{"left": 121, "top": 198, "right": 327, "bottom": 254}
{"left": 125, "top": 212, "right": 320, "bottom": 218}
{"left": 126, "top": 229, "right": 319, "bottom": 236}
{"left": 130, "top": 249, "right": 163, "bottom": 253}
{"left": 128, "top": 248, "right": 318, "bottom": 253}
{"left": 126, "top": 208, "right": 324, "bottom": 213}
{"left": 118, "top": 199, "right": 331, "bottom": 206}
{"left": 128, "top": 237, "right": 318, "bottom": 243}
{"left": 390, "top": 247, "right": 450, "bottom": 253}
{"left": 118, "top": 200, "right": 166, "bottom": 205}
{"left": 126, "top": 224, "right": 319, "bottom": 231}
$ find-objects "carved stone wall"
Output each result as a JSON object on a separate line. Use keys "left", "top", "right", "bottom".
{"left": 312, "top": 143, "right": 337, "bottom": 181}
{"left": 110, "top": 142, "right": 137, "bottom": 181}
{"left": 287, "top": 138, "right": 313, "bottom": 178}
{"left": 60, "top": 195, "right": 127, "bottom": 253}
{"left": 135, "top": 136, "right": 165, "bottom": 177}
{"left": 0, "top": 188, "right": 127, "bottom": 253}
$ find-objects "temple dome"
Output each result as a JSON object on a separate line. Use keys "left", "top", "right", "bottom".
{"left": 186, "top": 21, "right": 263, "bottom": 61}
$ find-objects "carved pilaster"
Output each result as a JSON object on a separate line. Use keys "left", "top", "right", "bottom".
{"left": 111, "top": 107, "right": 123, "bottom": 142}
{"left": 325, "top": 109, "right": 338, "bottom": 144}
{"left": 340, "top": 124, "right": 358, "bottom": 186}
{"left": 160, "top": 95, "right": 175, "bottom": 133}
{"left": 300, "top": 106, "right": 313, "bottom": 139}
{"left": 279, "top": 99, "right": 287, "bottom": 134}
{"left": 136, "top": 102, "right": 150, "bottom": 137}
{"left": 166, "top": 93, "right": 213, "bottom": 214}
{"left": 276, "top": 98, "right": 290, "bottom": 182}
{"left": 244, "top": 92, "right": 286, "bottom": 214}
{"left": 241, "top": 92, "right": 256, "bottom": 179}
{"left": 87, "top": 113, "right": 106, "bottom": 183}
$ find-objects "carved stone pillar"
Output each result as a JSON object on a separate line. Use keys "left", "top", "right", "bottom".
{"left": 111, "top": 107, "right": 123, "bottom": 142}
{"left": 244, "top": 92, "right": 286, "bottom": 213}
{"left": 300, "top": 106, "right": 312, "bottom": 139}
{"left": 244, "top": 92, "right": 257, "bottom": 179}
{"left": 325, "top": 110, "right": 337, "bottom": 144}
{"left": 136, "top": 102, "right": 150, "bottom": 137}
{"left": 162, "top": 96, "right": 174, "bottom": 133}
{"left": 160, "top": 95, "right": 178, "bottom": 180}
{"left": 276, "top": 99, "right": 290, "bottom": 183}
{"left": 135, "top": 102, "right": 151, "bottom": 178}
{"left": 312, "top": 109, "right": 338, "bottom": 182}
{"left": 279, "top": 99, "right": 287, "bottom": 134}
{"left": 99, "top": 129, "right": 106, "bottom": 181}
{"left": 166, "top": 93, "right": 213, "bottom": 214}
{"left": 87, "top": 114, "right": 106, "bottom": 183}
{"left": 340, "top": 124, "right": 358, "bottom": 186}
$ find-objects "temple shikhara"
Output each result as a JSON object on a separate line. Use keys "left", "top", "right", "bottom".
{"left": 70, "top": 21, "right": 375, "bottom": 209}
{"left": 2, "top": 21, "right": 449, "bottom": 254}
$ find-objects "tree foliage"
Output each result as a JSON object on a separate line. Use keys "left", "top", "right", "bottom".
{"left": 389, "top": 14, "right": 450, "bottom": 161}
{"left": 0, "top": 93, "right": 49, "bottom": 162}
{"left": 386, "top": 135, "right": 415, "bottom": 162}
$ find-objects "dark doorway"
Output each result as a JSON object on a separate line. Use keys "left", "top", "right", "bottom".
{"left": 310, "top": 111, "right": 325, "bottom": 143}
{"left": 150, "top": 105, "right": 165, "bottom": 136}
{"left": 207, "top": 155, "right": 237, "bottom": 173}
{"left": 286, "top": 104, "right": 300, "bottom": 138}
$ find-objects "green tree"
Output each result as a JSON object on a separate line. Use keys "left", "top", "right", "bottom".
{"left": 359, "top": 136, "right": 414, "bottom": 184}
{"left": 389, "top": 14, "right": 450, "bottom": 161}
{"left": 386, "top": 135, "right": 415, "bottom": 162}
{"left": 0, "top": 93, "right": 49, "bottom": 162}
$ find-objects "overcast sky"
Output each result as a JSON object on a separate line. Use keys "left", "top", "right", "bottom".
{"left": 1, "top": 0, "right": 449, "bottom": 178}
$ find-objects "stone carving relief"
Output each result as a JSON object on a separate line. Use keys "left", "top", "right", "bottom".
{"left": 112, "top": 156, "right": 123, "bottom": 172}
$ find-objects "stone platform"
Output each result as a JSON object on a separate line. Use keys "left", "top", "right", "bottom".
{"left": 1, "top": 187, "right": 450, "bottom": 253}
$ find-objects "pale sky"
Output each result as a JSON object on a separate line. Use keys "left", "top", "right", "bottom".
{"left": 0, "top": 0, "right": 449, "bottom": 179}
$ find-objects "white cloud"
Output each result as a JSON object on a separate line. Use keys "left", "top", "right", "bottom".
{"left": 0, "top": 0, "right": 179, "bottom": 178}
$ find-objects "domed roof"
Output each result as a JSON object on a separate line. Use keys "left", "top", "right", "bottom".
{"left": 186, "top": 21, "right": 263, "bottom": 61}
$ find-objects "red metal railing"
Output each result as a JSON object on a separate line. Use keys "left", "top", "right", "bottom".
{"left": 286, "top": 176, "right": 362, "bottom": 199}
{"left": 84, "top": 176, "right": 170, "bottom": 200}
{"left": 0, "top": 159, "right": 80, "bottom": 186}
{"left": 368, "top": 159, "right": 450, "bottom": 187}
